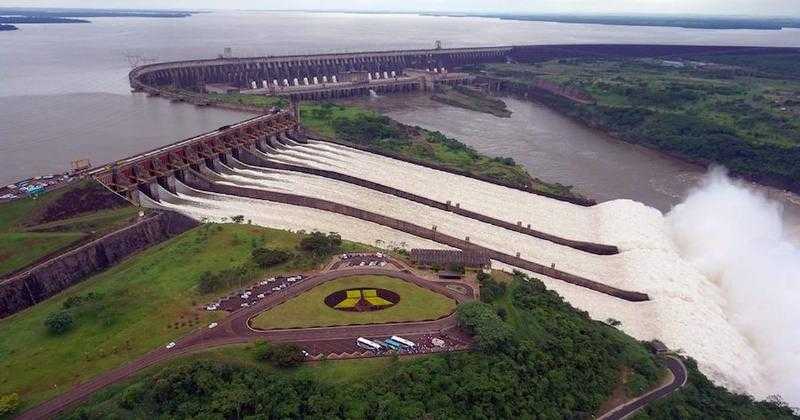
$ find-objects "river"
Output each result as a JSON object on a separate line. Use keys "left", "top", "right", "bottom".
{"left": 1, "top": 10, "right": 799, "bottom": 233}
{"left": 346, "top": 94, "right": 800, "bottom": 238}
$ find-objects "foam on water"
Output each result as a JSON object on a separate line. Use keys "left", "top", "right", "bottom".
{"left": 667, "top": 168, "right": 800, "bottom": 405}
{"left": 155, "top": 143, "right": 797, "bottom": 402}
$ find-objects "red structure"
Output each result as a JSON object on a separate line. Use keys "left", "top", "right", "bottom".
{"left": 89, "top": 110, "right": 299, "bottom": 203}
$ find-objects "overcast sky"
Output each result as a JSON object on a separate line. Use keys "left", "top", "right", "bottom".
{"left": 4, "top": 0, "right": 799, "bottom": 17}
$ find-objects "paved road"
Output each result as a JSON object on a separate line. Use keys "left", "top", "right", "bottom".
{"left": 598, "top": 356, "right": 688, "bottom": 420}
{"left": 18, "top": 266, "right": 474, "bottom": 420}
{"left": 18, "top": 265, "right": 687, "bottom": 420}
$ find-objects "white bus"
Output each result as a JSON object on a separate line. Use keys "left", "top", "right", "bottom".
{"left": 356, "top": 337, "right": 383, "bottom": 351}
{"left": 390, "top": 335, "right": 416, "bottom": 348}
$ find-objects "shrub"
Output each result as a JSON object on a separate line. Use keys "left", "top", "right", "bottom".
{"left": 44, "top": 311, "right": 73, "bottom": 334}
{"left": 251, "top": 248, "right": 291, "bottom": 268}
{"left": 456, "top": 301, "right": 516, "bottom": 352}
{"left": 197, "top": 264, "right": 257, "bottom": 294}
{"left": 445, "top": 262, "right": 465, "bottom": 275}
{"left": 255, "top": 341, "right": 305, "bottom": 368}
{"left": 0, "top": 393, "right": 20, "bottom": 416}
{"left": 478, "top": 274, "right": 507, "bottom": 303}
{"left": 230, "top": 215, "right": 245, "bottom": 224}
{"left": 299, "top": 232, "right": 342, "bottom": 257}
{"left": 62, "top": 292, "right": 101, "bottom": 310}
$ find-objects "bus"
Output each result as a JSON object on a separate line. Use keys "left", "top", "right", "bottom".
{"left": 390, "top": 335, "right": 416, "bottom": 348}
{"left": 356, "top": 337, "right": 382, "bottom": 351}
{"left": 382, "top": 339, "right": 403, "bottom": 351}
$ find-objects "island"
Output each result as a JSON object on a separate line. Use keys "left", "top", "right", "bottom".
{"left": 0, "top": 8, "right": 192, "bottom": 28}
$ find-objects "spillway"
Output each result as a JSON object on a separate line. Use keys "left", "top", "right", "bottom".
{"left": 262, "top": 139, "right": 668, "bottom": 251}
{"left": 141, "top": 140, "right": 770, "bottom": 399}
{"left": 146, "top": 182, "right": 451, "bottom": 252}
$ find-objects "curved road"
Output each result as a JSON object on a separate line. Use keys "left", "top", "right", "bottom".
{"left": 598, "top": 356, "right": 688, "bottom": 420}
{"left": 18, "top": 267, "right": 473, "bottom": 420}
{"left": 19, "top": 265, "right": 686, "bottom": 420}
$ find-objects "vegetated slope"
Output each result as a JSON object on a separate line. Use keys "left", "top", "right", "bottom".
{"left": 0, "top": 180, "right": 135, "bottom": 277}
{"left": 634, "top": 358, "right": 798, "bottom": 419}
{"left": 63, "top": 272, "right": 793, "bottom": 419}
{"left": 479, "top": 53, "right": 800, "bottom": 193}
{"left": 299, "top": 102, "right": 582, "bottom": 200}
{"left": 0, "top": 223, "right": 365, "bottom": 412}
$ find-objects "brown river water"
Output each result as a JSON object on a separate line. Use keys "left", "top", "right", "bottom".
{"left": 345, "top": 94, "right": 800, "bottom": 238}
{"left": 1, "top": 10, "right": 798, "bottom": 235}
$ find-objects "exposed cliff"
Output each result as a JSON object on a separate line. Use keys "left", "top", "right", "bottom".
{"left": 0, "top": 211, "right": 197, "bottom": 318}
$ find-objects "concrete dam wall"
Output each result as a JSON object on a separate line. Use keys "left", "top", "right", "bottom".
{"left": 129, "top": 44, "right": 795, "bottom": 91}
{"left": 0, "top": 211, "right": 197, "bottom": 319}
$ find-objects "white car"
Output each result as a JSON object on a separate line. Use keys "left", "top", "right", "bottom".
{"left": 208, "top": 322, "right": 218, "bottom": 329}
{"left": 301, "top": 350, "right": 310, "bottom": 357}
{"left": 272, "top": 287, "right": 281, "bottom": 291}
{"left": 166, "top": 342, "right": 176, "bottom": 349}
{"left": 257, "top": 293, "right": 265, "bottom": 299}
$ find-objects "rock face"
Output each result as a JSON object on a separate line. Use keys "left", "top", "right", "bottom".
{"left": 0, "top": 211, "right": 197, "bottom": 318}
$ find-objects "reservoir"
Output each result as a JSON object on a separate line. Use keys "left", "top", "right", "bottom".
{"left": 1, "top": 10, "right": 799, "bottom": 234}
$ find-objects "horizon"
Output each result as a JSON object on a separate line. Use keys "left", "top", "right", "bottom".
{"left": 2, "top": 2, "right": 799, "bottom": 18}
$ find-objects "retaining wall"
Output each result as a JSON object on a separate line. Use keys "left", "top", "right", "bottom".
{"left": 237, "top": 148, "right": 618, "bottom": 255}
{"left": 0, "top": 211, "right": 198, "bottom": 319}
{"left": 306, "top": 135, "right": 597, "bottom": 206}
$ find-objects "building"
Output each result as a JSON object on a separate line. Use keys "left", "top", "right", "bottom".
{"left": 409, "top": 249, "right": 491, "bottom": 271}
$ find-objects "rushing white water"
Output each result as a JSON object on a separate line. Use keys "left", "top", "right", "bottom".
{"left": 668, "top": 168, "right": 800, "bottom": 405}
{"left": 147, "top": 182, "right": 451, "bottom": 252}
{"left": 151, "top": 143, "right": 794, "bottom": 401}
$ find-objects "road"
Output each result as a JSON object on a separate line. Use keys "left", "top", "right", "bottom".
{"left": 598, "top": 356, "right": 689, "bottom": 420}
{"left": 19, "top": 263, "right": 687, "bottom": 420}
{"left": 18, "top": 265, "right": 474, "bottom": 420}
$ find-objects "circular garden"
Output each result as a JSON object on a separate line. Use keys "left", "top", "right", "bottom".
{"left": 324, "top": 287, "right": 400, "bottom": 312}
{"left": 249, "top": 274, "right": 455, "bottom": 330}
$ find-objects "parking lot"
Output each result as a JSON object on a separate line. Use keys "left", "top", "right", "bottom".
{"left": 206, "top": 274, "right": 306, "bottom": 312}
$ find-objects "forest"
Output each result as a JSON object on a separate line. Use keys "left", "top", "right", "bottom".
{"left": 480, "top": 52, "right": 800, "bottom": 193}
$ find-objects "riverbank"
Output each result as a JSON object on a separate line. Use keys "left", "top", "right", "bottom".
{"left": 475, "top": 54, "right": 800, "bottom": 196}
{"left": 430, "top": 85, "right": 511, "bottom": 118}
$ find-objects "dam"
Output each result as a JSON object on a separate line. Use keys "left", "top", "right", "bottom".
{"left": 128, "top": 44, "right": 786, "bottom": 103}
{"left": 83, "top": 42, "right": 795, "bottom": 398}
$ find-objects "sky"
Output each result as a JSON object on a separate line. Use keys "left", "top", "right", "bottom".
{"left": 2, "top": 0, "right": 799, "bottom": 17}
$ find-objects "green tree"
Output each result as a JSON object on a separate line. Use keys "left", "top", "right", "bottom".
{"left": 251, "top": 247, "right": 291, "bottom": 268}
{"left": 299, "top": 232, "right": 342, "bottom": 257}
{"left": 44, "top": 310, "right": 73, "bottom": 334}
{"left": 0, "top": 393, "right": 20, "bottom": 416}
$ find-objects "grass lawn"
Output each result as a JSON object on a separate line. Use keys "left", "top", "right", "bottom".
{"left": 250, "top": 274, "right": 456, "bottom": 330}
{"left": 0, "top": 186, "right": 138, "bottom": 277}
{"left": 0, "top": 223, "right": 360, "bottom": 411}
